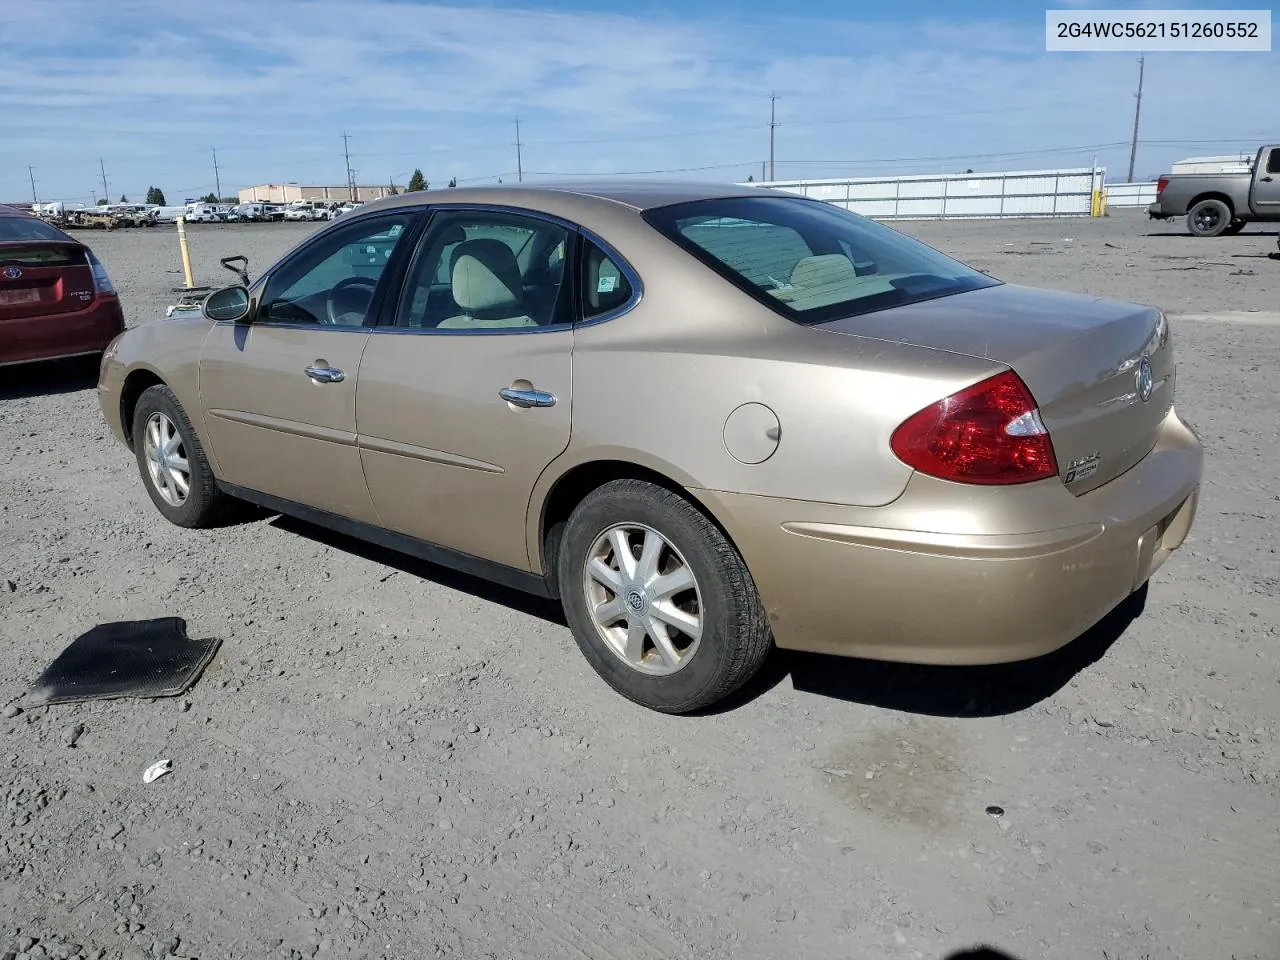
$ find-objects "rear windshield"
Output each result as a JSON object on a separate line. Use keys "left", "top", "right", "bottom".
{"left": 643, "top": 196, "right": 998, "bottom": 324}
{"left": 0, "top": 216, "right": 73, "bottom": 244}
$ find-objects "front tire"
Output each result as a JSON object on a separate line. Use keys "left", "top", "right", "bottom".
{"left": 131, "top": 384, "right": 230, "bottom": 528}
{"left": 558, "top": 480, "right": 773, "bottom": 713}
{"left": 1187, "top": 198, "right": 1232, "bottom": 237}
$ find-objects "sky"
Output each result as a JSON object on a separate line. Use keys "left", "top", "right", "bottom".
{"left": 0, "top": 0, "right": 1275, "bottom": 204}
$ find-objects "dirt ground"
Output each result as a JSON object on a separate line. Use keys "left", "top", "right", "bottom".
{"left": 1, "top": 208, "right": 1277, "bottom": 960}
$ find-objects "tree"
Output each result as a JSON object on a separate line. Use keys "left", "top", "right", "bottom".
{"left": 200, "top": 192, "right": 218, "bottom": 204}
{"left": 145, "top": 186, "right": 166, "bottom": 206}
{"left": 448, "top": 177, "right": 457, "bottom": 188}
{"left": 746, "top": 175, "right": 754, "bottom": 182}
{"left": 97, "top": 198, "right": 108, "bottom": 206}
{"left": 119, "top": 194, "right": 129, "bottom": 203}
{"left": 407, "top": 169, "right": 427, "bottom": 192}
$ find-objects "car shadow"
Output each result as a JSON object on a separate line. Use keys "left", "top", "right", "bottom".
{"left": 268, "top": 513, "right": 567, "bottom": 625}
{"left": 944, "top": 950, "right": 1023, "bottom": 960}
{"left": 702, "top": 584, "right": 1146, "bottom": 717}
{"left": 265, "top": 510, "right": 1143, "bottom": 719}
{"left": 0, "top": 356, "right": 100, "bottom": 400}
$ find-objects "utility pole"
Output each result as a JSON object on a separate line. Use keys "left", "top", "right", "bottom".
{"left": 212, "top": 147, "right": 222, "bottom": 201}
{"left": 28, "top": 166, "right": 38, "bottom": 206}
{"left": 98, "top": 159, "right": 109, "bottom": 203}
{"left": 342, "top": 132, "right": 355, "bottom": 200}
{"left": 761, "top": 161, "right": 766, "bottom": 182}
{"left": 514, "top": 118, "right": 524, "bottom": 183}
{"left": 769, "top": 93, "right": 777, "bottom": 181}
{"left": 1127, "top": 56, "right": 1145, "bottom": 183}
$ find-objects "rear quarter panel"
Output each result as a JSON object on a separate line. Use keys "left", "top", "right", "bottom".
{"left": 528, "top": 221, "right": 1003, "bottom": 562}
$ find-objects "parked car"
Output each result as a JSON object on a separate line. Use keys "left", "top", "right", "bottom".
{"left": 97, "top": 183, "right": 1202, "bottom": 713}
{"left": 0, "top": 204, "right": 125, "bottom": 368}
{"left": 183, "top": 203, "right": 222, "bottom": 223}
{"left": 1147, "top": 143, "right": 1280, "bottom": 236}
{"left": 226, "top": 203, "right": 272, "bottom": 222}
{"left": 284, "top": 200, "right": 333, "bottom": 222}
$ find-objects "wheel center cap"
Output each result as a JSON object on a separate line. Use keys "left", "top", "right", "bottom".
{"left": 624, "top": 586, "right": 649, "bottom": 618}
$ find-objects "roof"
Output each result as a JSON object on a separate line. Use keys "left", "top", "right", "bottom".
{"left": 375, "top": 179, "right": 762, "bottom": 212}
{"left": 0, "top": 204, "right": 30, "bottom": 217}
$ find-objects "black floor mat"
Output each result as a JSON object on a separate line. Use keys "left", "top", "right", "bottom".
{"left": 30, "top": 617, "right": 221, "bottom": 705}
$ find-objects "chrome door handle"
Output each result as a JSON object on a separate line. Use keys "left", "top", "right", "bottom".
{"left": 499, "top": 387, "right": 556, "bottom": 408}
{"left": 305, "top": 365, "right": 345, "bottom": 383}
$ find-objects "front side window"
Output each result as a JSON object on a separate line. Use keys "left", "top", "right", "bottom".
{"left": 1267, "top": 149, "right": 1280, "bottom": 175}
{"left": 579, "top": 239, "right": 635, "bottom": 321}
{"left": 395, "top": 211, "right": 570, "bottom": 330}
{"left": 643, "top": 196, "right": 998, "bottom": 325}
{"left": 258, "top": 214, "right": 414, "bottom": 327}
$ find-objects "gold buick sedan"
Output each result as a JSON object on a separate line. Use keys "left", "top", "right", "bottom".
{"left": 98, "top": 182, "right": 1202, "bottom": 713}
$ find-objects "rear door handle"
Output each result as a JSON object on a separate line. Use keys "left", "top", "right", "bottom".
{"left": 305, "top": 365, "right": 345, "bottom": 383}
{"left": 499, "top": 387, "right": 556, "bottom": 408}
{"left": 1262, "top": 176, "right": 1274, "bottom": 182}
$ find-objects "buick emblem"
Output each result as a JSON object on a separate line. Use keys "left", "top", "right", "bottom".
{"left": 2, "top": 265, "right": 21, "bottom": 280}
{"left": 1135, "top": 357, "right": 1154, "bottom": 403}
{"left": 625, "top": 588, "right": 646, "bottom": 614}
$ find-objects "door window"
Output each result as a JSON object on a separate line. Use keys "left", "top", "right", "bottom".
{"left": 395, "top": 211, "right": 571, "bottom": 331}
{"left": 258, "top": 214, "right": 414, "bottom": 328}
{"left": 1267, "top": 149, "right": 1280, "bottom": 174}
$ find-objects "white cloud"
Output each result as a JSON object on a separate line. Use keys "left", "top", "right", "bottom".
{"left": 0, "top": 0, "right": 1272, "bottom": 202}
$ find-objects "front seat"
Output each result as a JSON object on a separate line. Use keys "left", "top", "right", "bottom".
{"left": 436, "top": 239, "right": 537, "bottom": 329}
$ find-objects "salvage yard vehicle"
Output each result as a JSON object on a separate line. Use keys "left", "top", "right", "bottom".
{"left": 1148, "top": 143, "right": 1280, "bottom": 237}
{"left": 97, "top": 182, "right": 1203, "bottom": 713}
{"left": 0, "top": 204, "right": 125, "bottom": 368}
{"left": 284, "top": 200, "right": 334, "bottom": 222}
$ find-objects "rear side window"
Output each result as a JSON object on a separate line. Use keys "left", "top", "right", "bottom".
{"left": 0, "top": 216, "right": 73, "bottom": 244}
{"left": 579, "top": 239, "right": 634, "bottom": 320}
{"left": 644, "top": 196, "right": 997, "bottom": 325}
{"left": 1267, "top": 149, "right": 1280, "bottom": 174}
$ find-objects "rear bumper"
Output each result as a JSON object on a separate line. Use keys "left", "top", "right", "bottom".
{"left": 0, "top": 297, "right": 124, "bottom": 367}
{"left": 1147, "top": 201, "right": 1172, "bottom": 219}
{"left": 698, "top": 408, "right": 1202, "bottom": 665}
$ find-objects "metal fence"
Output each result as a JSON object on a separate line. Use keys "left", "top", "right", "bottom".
{"left": 746, "top": 167, "right": 1106, "bottom": 219}
{"left": 1104, "top": 181, "right": 1159, "bottom": 208}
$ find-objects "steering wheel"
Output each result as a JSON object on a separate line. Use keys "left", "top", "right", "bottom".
{"left": 325, "top": 276, "right": 379, "bottom": 325}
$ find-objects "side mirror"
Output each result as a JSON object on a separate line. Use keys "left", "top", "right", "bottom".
{"left": 202, "top": 285, "right": 251, "bottom": 323}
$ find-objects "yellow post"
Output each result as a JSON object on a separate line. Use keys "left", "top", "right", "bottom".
{"left": 175, "top": 216, "right": 196, "bottom": 288}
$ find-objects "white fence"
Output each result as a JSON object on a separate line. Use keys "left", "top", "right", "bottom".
{"left": 747, "top": 167, "right": 1106, "bottom": 220}
{"left": 1105, "top": 181, "right": 1159, "bottom": 208}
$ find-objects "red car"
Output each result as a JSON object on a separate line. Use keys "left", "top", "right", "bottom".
{"left": 0, "top": 204, "right": 124, "bottom": 368}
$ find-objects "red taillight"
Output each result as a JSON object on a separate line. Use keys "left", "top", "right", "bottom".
{"left": 890, "top": 371, "right": 1058, "bottom": 485}
{"left": 1156, "top": 177, "right": 1169, "bottom": 196}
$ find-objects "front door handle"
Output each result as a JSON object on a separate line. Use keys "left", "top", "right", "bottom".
{"left": 305, "top": 365, "right": 345, "bottom": 383}
{"left": 499, "top": 387, "right": 556, "bottom": 408}
{"left": 1262, "top": 176, "right": 1274, "bottom": 182}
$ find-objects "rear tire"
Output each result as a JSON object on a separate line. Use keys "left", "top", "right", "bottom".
{"left": 1187, "top": 198, "right": 1232, "bottom": 237}
{"left": 558, "top": 479, "right": 773, "bottom": 713}
{"left": 131, "top": 384, "right": 232, "bottom": 528}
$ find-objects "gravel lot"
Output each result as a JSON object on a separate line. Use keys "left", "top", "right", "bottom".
{"left": 1, "top": 208, "right": 1277, "bottom": 960}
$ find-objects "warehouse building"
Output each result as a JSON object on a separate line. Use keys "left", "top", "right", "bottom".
{"left": 238, "top": 183, "right": 398, "bottom": 204}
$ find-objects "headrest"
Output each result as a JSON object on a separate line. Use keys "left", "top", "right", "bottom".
{"left": 450, "top": 239, "right": 521, "bottom": 315}
{"left": 790, "top": 254, "right": 859, "bottom": 290}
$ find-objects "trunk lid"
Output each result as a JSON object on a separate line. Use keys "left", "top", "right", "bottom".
{"left": 0, "top": 241, "right": 95, "bottom": 321}
{"left": 815, "top": 283, "right": 1174, "bottom": 495}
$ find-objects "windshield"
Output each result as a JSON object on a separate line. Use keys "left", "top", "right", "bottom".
{"left": 0, "top": 216, "right": 73, "bottom": 244}
{"left": 643, "top": 195, "right": 999, "bottom": 324}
